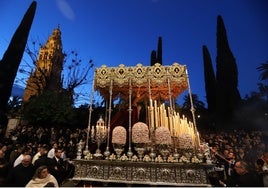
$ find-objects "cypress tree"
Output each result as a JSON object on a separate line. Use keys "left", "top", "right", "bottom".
{"left": 202, "top": 45, "right": 217, "bottom": 113}
{"left": 150, "top": 50, "right": 157, "bottom": 66}
{"left": 157, "top": 36, "right": 162, "bottom": 65}
{"left": 216, "top": 15, "right": 241, "bottom": 121}
{"left": 0, "top": 1, "right": 37, "bottom": 123}
{"left": 150, "top": 36, "right": 163, "bottom": 66}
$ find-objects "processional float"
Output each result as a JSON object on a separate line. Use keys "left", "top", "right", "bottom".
{"left": 73, "top": 63, "right": 214, "bottom": 186}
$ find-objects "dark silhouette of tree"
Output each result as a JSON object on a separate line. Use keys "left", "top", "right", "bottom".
{"left": 256, "top": 61, "right": 268, "bottom": 102}
{"left": 257, "top": 61, "right": 268, "bottom": 82}
{"left": 7, "top": 96, "right": 23, "bottom": 118}
{"left": 157, "top": 37, "right": 162, "bottom": 65}
{"left": 202, "top": 15, "right": 242, "bottom": 127}
{"left": 22, "top": 90, "right": 74, "bottom": 127}
{"left": 182, "top": 94, "right": 205, "bottom": 110}
{"left": 150, "top": 36, "right": 162, "bottom": 66}
{"left": 202, "top": 45, "right": 217, "bottom": 113}
{"left": 0, "top": 1, "right": 36, "bottom": 125}
{"left": 150, "top": 50, "right": 157, "bottom": 66}
{"left": 180, "top": 94, "right": 205, "bottom": 122}
{"left": 216, "top": 15, "right": 241, "bottom": 121}
{"left": 62, "top": 51, "right": 94, "bottom": 103}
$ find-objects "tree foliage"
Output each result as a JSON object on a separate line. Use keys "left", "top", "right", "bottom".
{"left": 7, "top": 96, "right": 23, "bottom": 118}
{"left": 257, "top": 61, "right": 268, "bottom": 82}
{"left": 0, "top": 1, "right": 36, "bottom": 124}
{"left": 22, "top": 90, "right": 75, "bottom": 127}
{"left": 180, "top": 94, "right": 205, "bottom": 122}
{"left": 202, "top": 15, "right": 242, "bottom": 127}
{"left": 202, "top": 45, "right": 217, "bottom": 113}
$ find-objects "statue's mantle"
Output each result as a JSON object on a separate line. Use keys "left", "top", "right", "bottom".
{"left": 72, "top": 159, "right": 214, "bottom": 186}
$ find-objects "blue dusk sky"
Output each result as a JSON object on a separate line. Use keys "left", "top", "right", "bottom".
{"left": 0, "top": 0, "right": 268, "bottom": 106}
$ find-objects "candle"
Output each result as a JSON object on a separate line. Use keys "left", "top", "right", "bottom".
{"left": 196, "top": 131, "right": 200, "bottom": 147}
{"left": 154, "top": 100, "right": 158, "bottom": 128}
{"left": 91, "top": 126, "right": 95, "bottom": 139}
{"left": 149, "top": 99, "right": 153, "bottom": 107}
{"left": 167, "top": 107, "right": 171, "bottom": 131}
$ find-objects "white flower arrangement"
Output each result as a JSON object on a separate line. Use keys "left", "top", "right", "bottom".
{"left": 155, "top": 127, "right": 172, "bottom": 145}
{"left": 179, "top": 155, "right": 190, "bottom": 163}
{"left": 155, "top": 155, "right": 164, "bottom": 163}
{"left": 85, "top": 152, "right": 93, "bottom": 160}
{"left": 109, "top": 153, "right": 116, "bottom": 161}
{"left": 167, "top": 155, "right": 175, "bottom": 163}
{"left": 143, "top": 155, "right": 151, "bottom": 162}
{"left": 112, "top": 126, "right": 127, "bottom": 145}
{"left": 131, "top": 155, "right": 138, "bottom": 162}
{"left": 120, "top": 154, "right": 128, "bottom": 161}
{"left": 191, "top": 155, "right": 202, "bottom": 163}
{"left": 132, "top": 122, "right": 150, "bottom": 144}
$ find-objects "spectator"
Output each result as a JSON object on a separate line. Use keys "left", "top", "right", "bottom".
{"left": 0, "top": 150, "right": 9, "bottom": 186}
{"left": 236, "top": 147, "right": 246, "bottom": 161}
{"left": 7, "top": 154, "right": 35, "bottom": 187}
{"left": 51, "top": 148, "right": 67, "bottom": 185}
{"left": 26, "top": 165, "right": 59, "bottom": 187}
{"left": 13, "top": 146, "right": 32, "bottom": 167}
{"left": 32, "top": 144, "right": 44, "bottom": 165}
{"left": 225, "top": 151, "right": 236, "bottom": 179}
{"left": 47, "top": 142, "right": 58, "bottom": 159}
{"left": 9, "top": 144, "right": 23, "bottom": 166}
{"left": 34, "top": 145, "right": 54, "bottom": 174}
{"left": 261, "top": 151, "right": 268, "bottom": 186}
{"left": 226, "top": 160, "right": 263, "bottom": 187}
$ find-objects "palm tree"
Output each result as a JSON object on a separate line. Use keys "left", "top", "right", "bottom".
{"left": 182, "top": 94, "right": 205, "bottom": 110}
{"left": 7, "top": 96, "right": 22, "bottom": 118}
{"left": 257, "top": 61, "right": 268, "bottom": 82}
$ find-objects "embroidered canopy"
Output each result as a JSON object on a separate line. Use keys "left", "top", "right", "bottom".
{"left": 94, "top": 62, "right": 188, "bottom": 101}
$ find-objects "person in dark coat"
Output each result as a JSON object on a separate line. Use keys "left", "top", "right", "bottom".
{"left": 226, "top": 160, "right": 263, "bottom": 187}
{"left": 51, "top": 148, "right": 67, "bottom": 185}
{"left": 34, "top": 145, "right": 54, "bottom": 175}
{"left": 7, "top": 154, "right": 35, "bottom": 187}
{"left": 0, "top": 150, "right": 10, "bottom": 186}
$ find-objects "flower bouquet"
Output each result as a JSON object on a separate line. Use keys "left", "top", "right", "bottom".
{"left": 154, "top": 127, "right": 172, "bottom": 161}
{"left": 132, "top": 122, "right": 150, "bottom": 160}
{"left": 112, "top": 126, "right": 127, "bottom": 159}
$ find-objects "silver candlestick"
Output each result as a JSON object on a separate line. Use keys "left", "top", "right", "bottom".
{"left": 91, "top": 116, "right": 107, "bottom": 158}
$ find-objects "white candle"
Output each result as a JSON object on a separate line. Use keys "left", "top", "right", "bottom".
{"left": 154, "top": 100, "right": 158, "bottom": 128}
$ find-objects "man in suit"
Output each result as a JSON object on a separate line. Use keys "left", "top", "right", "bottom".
{"left": 51, "top": 148, "right": 67, "bottom": 186}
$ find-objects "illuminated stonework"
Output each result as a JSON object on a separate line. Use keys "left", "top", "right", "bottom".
{"left": 23, "top": 26, "right": 64, "bottom": 102}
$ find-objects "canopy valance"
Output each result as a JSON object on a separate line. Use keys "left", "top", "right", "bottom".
{"left": 94, "top": 62, "right": 188, "bottom": 100}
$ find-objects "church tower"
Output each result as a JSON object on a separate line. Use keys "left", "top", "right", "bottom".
{"left": 23, "top": 26, "right": 64, "bottom": 102}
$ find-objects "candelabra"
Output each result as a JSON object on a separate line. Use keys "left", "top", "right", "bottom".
{"left": 91, "top": 116, "right": 107, "bottom": 158}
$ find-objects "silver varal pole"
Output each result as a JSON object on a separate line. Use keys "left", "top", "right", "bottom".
{"left": 84, "top": 77, "right": 94, "bottom": 154}
{"left": 185, "top": 67, "right": 199, "bottom": 150}
{"left": 104, "top": 79, "right": 113, "bottom": 159}
{"left": 127, "top": 78, "right": 133, "bottom": 159}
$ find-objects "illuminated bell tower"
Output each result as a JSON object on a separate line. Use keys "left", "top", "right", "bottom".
{"left": 23, "top": 26, "right": 64, "bottom": 102}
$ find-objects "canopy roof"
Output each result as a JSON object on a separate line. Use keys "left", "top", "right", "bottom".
{"left": 94, "top": 63, "right": 188, "bottom": 101}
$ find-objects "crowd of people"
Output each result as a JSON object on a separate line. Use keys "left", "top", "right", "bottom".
{"left": 0, "top": 125, "right": 79, "bottom": 187}
{"left": 200, "top": 128, "right": 268, "bottom": 186}
{"left": 0, "top": 123, "right": 267, "bottom": 187}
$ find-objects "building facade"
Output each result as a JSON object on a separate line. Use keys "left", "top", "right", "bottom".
{"left": 23, "top": 26, "right": 64, "bottom": 102}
